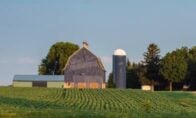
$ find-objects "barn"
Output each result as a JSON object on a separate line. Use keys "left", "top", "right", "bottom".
{"left": 64, "top": 42, "right": 106, "bottom": 88}
{"left": 12, "top": 42, "right": 106, "bottom": 89}
{"left": 13, "top": 75, "right": 64, "bottom": 88}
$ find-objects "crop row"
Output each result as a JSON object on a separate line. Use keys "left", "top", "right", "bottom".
{"left": 0, "top": 87, "right": 192, "bottom": 113}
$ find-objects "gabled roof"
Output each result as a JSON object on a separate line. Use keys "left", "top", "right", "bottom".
{"left": 63, "top": 47, "right": 106, "bottom": 71}
{"left": 13, "top": 75, "right": 64, "bottom": 82}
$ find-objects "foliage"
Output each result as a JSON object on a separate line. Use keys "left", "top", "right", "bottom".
{"left": 187, "top": 46, "right": 196, "bottom": 90}
{"left": 142, "top": 43, "right": 161, "bottom": 90}
{"left": 0, "top": 87, "right": 196, "bottom": 118}
{"left": 38, "top": 42, "right": 79, "bottom": 75}
{"left": 160, "top": 49, "right": 188, "bottom": 91}
{"left": 137, "top": 63, "right": 151, "bottom": 85}
{"left": 107, "top": 72, "right": 115, "bottom": 88}
{"left": 143, "top": 43, "right": 160, "bottom": 80}
{"left": 126, "top": 60, "right": 141, "bottom": 88}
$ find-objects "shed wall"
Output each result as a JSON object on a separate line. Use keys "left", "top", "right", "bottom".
{"left": 141, "top": 85, "right": 152, "bottom": 91}
{"left": 47, "top": 82, "right": 64, "bottom": 88}
{"left": 13, "top": 81, "right": 32, "bottom": 87}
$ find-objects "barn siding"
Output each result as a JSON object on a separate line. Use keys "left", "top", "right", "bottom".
{"left": 64, "top": 47, "right": 106, "bottom": 89}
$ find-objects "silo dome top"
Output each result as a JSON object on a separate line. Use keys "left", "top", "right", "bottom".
{"left": 114, "top": 49, "right": 127, "bottom": 56}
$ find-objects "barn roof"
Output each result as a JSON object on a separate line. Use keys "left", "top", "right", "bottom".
{"left": 13, "top": 75, "right": 64, "bottom": 82}
{"left": 63, "top": 46, "right": 106, "bottom": 71}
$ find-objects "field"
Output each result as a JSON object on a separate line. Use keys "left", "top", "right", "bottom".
{"left": 0, "top": 87, "right": 195, "bottom": 118}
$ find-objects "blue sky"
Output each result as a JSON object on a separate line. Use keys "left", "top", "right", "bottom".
{"left": 0, "top": 0, "right": 196, "bottom": 85}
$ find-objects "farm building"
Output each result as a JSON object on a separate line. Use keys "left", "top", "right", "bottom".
{"left": 64, "top": 42, "right": 106, "bottom": 88}
{"left": 113, "top": 49, "right": 127, "bottom": 89}
{"left": 13, "top": 75, "right": 64, "bottom": 88}
{"left": 12, "top": 42, "right": 106, "bottom": 89}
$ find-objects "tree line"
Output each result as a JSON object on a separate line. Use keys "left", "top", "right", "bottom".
{"left": 108, "top": 43, "right": 196, "bottom": 91}
{"left": 38, "top": 42, "right": 195, "bottom": 91}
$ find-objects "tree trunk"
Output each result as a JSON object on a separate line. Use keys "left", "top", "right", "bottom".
{"left": 169, "top": 81, "right": 172, "bottom": 91}
{"left": 151, "top": 80, "right": 154, "bottom": 91}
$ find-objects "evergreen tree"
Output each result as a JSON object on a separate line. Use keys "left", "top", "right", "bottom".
{"left": 126, "top": 60, "right": 140, "bottom": 88}
{"left": 143, "top": 43, "right": 161, "bottom": 91}
{"left": 107, "top": 72, "right": 115, "bottom": 88}
{"left": 137, "top": 63, "right": 151, "bottom": 86}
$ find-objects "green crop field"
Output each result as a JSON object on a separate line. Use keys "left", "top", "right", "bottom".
{"left": 0, "top": 87, "right": 195, "bottom": 118}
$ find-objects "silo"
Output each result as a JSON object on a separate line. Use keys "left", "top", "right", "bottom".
{"left": 113, "top": 49, "right": 127, "bottom": 89}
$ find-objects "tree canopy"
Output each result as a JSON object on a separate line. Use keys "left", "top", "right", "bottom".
{"left": 126, "top": 60, "right": 141, "bottom": 89}
{"left": 160, "top": 49, "right": 188, "bottom": 91}
{"left": 187, "top": 46, "right": 196, "bottom": 90}
{"left": 38, "top": 42, "right": 79, "bottom": 75}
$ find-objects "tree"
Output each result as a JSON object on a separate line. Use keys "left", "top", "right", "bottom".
{"left": 160, "top": 51, "right": 188, "bottom": 91}
{"left": 143, "top": 43, "right": 161, "bottom": 91}
{"left": 107, "top": 72, "right": 115, "bottom": 88}
{"left": 187, "top": 46, "right": 196, "bottom": 90}
{"left": 126, "top": 60, "right": 140, "bottom": 89}
{"left": 137, "top": 63, "right": 151, "bottom": 86}
{"left": 38, "top": 42, "right": 79, "bottom": 75}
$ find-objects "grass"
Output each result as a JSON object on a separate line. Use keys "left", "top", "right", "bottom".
{"left": 0, "top": 87, "right": 195, "bottom": 118}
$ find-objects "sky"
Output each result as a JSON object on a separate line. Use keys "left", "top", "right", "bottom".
{"left": 0, "top": 0, "right": 196, "bottom": 85}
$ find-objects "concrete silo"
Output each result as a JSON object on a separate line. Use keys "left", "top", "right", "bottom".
{"left": 113, "top": 49, "right": 127, "bottom": 89}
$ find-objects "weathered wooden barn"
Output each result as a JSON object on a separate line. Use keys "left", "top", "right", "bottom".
{"left": 13, "top": 75, "right": 64, "bottom": 88}
{"left": 64, "top": 42, "right": 106, "bottom": 88}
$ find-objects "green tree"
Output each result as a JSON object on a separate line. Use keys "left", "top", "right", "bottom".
{"left": 38, "top": 42, "right": 79, "bottom": 75}
{"left": 143, "top": 43, "right": 161, "bottom": 91}
{"left": 107, "top": 72, "right": 115, "bottom": 88}
{"left": 187, "top": 46, "right": 196, "bottom": 90}
{"left": 160, "top": 51, "right": 188, "bottom": 91}
{"left": 126, "top": 60, "right": 141, "bottom": 89}
{"left": 137, "top": 63, "right": 151, "bottom": 86}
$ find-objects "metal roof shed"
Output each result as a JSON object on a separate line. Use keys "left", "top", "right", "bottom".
{"left": 13, "top": 75, "right": 64, "bottom": 88}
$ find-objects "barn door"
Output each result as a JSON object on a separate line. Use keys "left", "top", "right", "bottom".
{"left": 32, "top": 81, "right": 47, "bottom": 87}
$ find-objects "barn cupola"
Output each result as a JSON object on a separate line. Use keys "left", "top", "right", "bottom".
{"left": 83, "top": 41, "right": 89, "bottom": 49}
